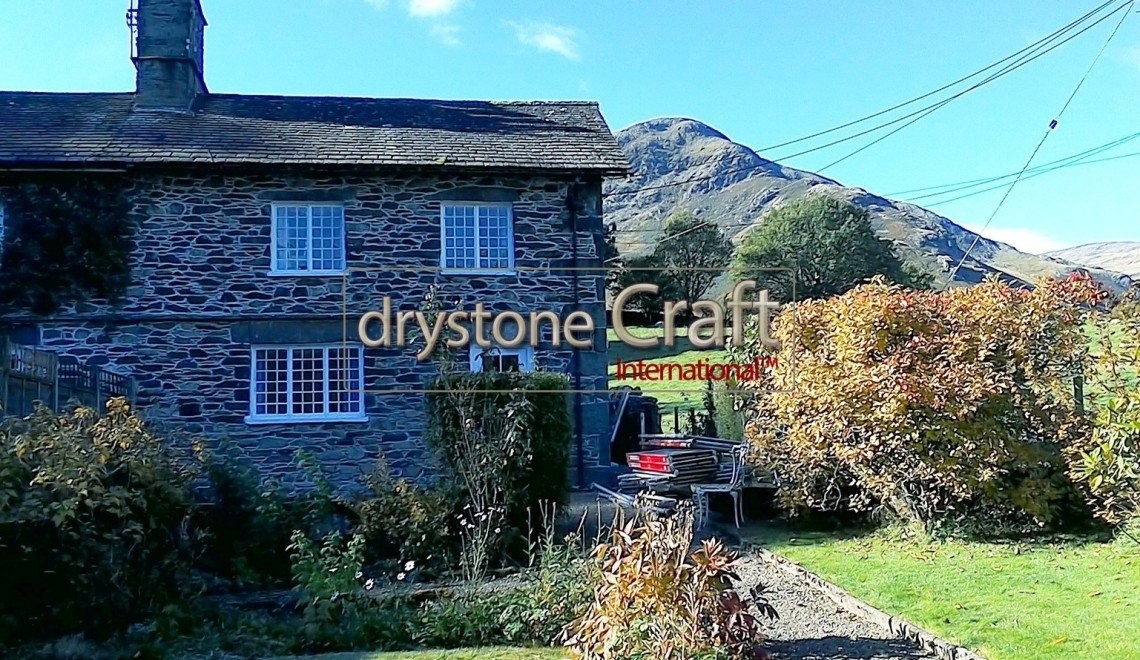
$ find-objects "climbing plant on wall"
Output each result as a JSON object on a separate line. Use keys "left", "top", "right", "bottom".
{"left": 0, "top": 176, "right": 133, "bottom": 314}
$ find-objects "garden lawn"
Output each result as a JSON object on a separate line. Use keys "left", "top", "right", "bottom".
{"left": 744, "top": 524, "right": 1140, "bottom": 660}
{"left": 285, "top": 649, "right": 563, "bottom": 660}
{"left": 609, "top": 347, "right": 730, "bottom": 430}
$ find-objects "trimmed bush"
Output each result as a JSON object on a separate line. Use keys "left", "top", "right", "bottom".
{"left": 746, "top": 275, "right": 1102, "bottom": 535}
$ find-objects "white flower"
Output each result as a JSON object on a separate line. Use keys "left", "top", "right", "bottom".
{"left": 364, "top": 578, "right": 376, "bottom": 590}
{"left": 397, "top": 572, "right": 406, "bottom": 581}
{"left": 404, "top": 560, "right": 416, "bottom": 571}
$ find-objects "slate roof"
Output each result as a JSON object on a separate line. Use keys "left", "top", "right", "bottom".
{"left": 0, "top": 92, "right": 629, "bottom": 173}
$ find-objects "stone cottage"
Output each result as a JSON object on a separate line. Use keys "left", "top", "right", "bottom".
{"left": 0, "top": 0, "right": 628, "bottom": 488}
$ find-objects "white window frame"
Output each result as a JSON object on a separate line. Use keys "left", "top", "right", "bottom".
{"left": 439, "top": 202, "right": 516, "bottom": 274}
{"left": 269, "top": 203, "right": 347, "bottom": 275}
{"left": 246, "top": 343, "right": 366, "bottom": 424}
{"left": 469, "top": 344, "right": 535, "bottom": 373}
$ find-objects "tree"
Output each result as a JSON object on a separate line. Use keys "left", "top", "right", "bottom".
{"left": 732, "top": 194, "right": 929, "bottom": 302}
{"left": 655, "top": 211, "right": 733, "bottom": 304}
{"left": 609, "top": 254, "right": 682, "bottom": 316}
{"left": 607, "top": 210, "right": 732, "bottom": 315}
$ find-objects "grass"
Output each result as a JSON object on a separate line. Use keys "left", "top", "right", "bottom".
{"left": 607, "top": 325, "right": 745, "bottom": 432}
{"left": 609, "top": 345, "right": 731, "bottom": 431}
{"left": 606, "top": 325, "right": 714, "bottom": 362}
{"left": 285, "top": 649, "right": 564, "bottom": 660}
{"left": 744, "top": 524, "right": 1140, "bottom": 660}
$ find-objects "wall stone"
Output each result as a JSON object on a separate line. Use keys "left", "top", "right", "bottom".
{"left": 5, "top": 168, "right": 613, "bottom": 491}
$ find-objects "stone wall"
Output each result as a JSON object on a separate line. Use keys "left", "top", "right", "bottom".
{"left": 3, "top": 168, "right": 612, "bottom": 490}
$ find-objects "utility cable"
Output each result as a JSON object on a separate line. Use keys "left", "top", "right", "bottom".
{"left": 890, "top": 130, "right": 1140, "bottom": 196}
{"left": 807, "top": 1, "right": 1131, "bottom": 172}
{"left": 602, "top": 0, "right": 1128, "bottom": 201}
{"left": 947, "top": 1, "right": 1133, "bottom": 283}
{"left": 755, "top": 0, "right": 1119, "bottom": 153}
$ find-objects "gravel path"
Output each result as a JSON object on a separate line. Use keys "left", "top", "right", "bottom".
{"left": 733, "top": 548, "right": 935, "bottom": 660}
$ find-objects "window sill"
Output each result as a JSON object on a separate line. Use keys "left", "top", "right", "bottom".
{"left": 266, "top": 270, "right": 347, "bottom": 277}
{"left": 244, "top": 414, "right": 368, "bottom": 425}
{"left": 439, "top": 268, "right": 518, "bottom": 276}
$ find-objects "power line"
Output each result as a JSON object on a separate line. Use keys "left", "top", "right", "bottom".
{"left": 602, "top": 0, "right": 1128, "bottom": 202}
{"left": 889, "top": 130, "right": 1140, "bottom": 196}
{"left": 753, "top": 0, "right": 1120, "bottom": 153}
{"left": 947, "top": 1, "right": 1134, "bottom": 283}
{"left": 806, "top": 1, "right": 1132, "bottom": 172}
{"left": 916, "top": 149, "right": 1140, "bottom": 206}
{"left": 614, "top": 221, "right": 756, "bottom": 233}
{"left": 612, "top": 136, "right": 1140, "bottom": 252}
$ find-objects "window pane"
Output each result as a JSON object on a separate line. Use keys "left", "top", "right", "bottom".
{"left": 291, "top": 348, "right": 325, "bottom": 415}
{"left": 251, "top": 345, "right": 363, "bottom": 420}
{"left": 274, "top": 206, "right": 310, "bottom": 271}
{"left": 478, "top": 206, "right": 511, "bottom": 269}
{"left": 328, "top": 347, "right": 362, "bottom": 414}
{"left": 442, "top": 205, "right": 477, "bottom": 269}
{"left": 254, "top": 348, "right": 289, "bottom": 416}
{"left": 492, "top": 354, "right": 521, "bottom": 373}
{"left": 310, "top": 206, "right": 345, "bottom": 271}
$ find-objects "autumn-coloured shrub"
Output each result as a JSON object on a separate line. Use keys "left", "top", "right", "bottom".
{"left": 745, "top": 275, "right": 1102, "bottom": 534}
{"left": 562, "top": 500, "right": 775, "bottom": 659}
{"left": 1066, "top": 294, "right": 1140, "bottom": 527}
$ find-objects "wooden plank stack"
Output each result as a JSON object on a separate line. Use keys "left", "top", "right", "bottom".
{"left": 690, "top": 435, "right": 740, "bottom": 452}
{"left": 616, "top": 433, "right": 747, "bottom": 493}
{"left": 626, "top": 448, "right": 720, "bottom": 486}
{"left": 638, "top": 435, "right": 692, "bottom": 450}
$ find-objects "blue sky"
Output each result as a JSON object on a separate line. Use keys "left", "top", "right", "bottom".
{"left": 3, "top": 0, "right": 1138, "bottom": 253}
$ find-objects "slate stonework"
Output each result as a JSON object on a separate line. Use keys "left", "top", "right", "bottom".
{"left": 4, "top": 169, "right": 612, "bottom": 490}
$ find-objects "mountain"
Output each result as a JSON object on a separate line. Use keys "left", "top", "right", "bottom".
{"left": 604, "top": 118, "right": 1132, "bottom": 295}
{"left": 1046, "top": 242, "right": 1140, "bottom": 279}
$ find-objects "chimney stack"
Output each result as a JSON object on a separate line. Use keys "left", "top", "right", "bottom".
{"left": 131, "top": 0, "right": 208, "bottom": 110}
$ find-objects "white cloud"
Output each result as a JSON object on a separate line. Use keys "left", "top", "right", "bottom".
{"left": 510, "top": 21, "right": 580, "bottom": 60}
{"left": 430, "top": 23, "right": 462, "bottom": 46}
{"left": 962, "top": 223, "right": 1067, "bottom": 255}
{"left": 407, "top": 0, "right": 460, "bottom": 18}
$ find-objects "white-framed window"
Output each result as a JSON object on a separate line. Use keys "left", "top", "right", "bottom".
{"left": 440, "top": 202, "right": 514, "bottom": 272}
{"left": 270, "top": 204, "right": 346, "bottom": 274}
{"left": 469, "top": 344, "right": 535, "bottom": 373}
{"left": 247, "top": 344, "right": 365, "bottom": 423}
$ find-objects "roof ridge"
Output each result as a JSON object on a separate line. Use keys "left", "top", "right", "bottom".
{"left": 203, "top": 93, "right": 598, "bottom": 105}
{"left": 0, "top": 92, "right": 628, "bottom": 173}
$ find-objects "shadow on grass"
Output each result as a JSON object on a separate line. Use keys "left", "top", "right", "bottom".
{"left": 766, "top": 635, "right": 934, "bottom": 660}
